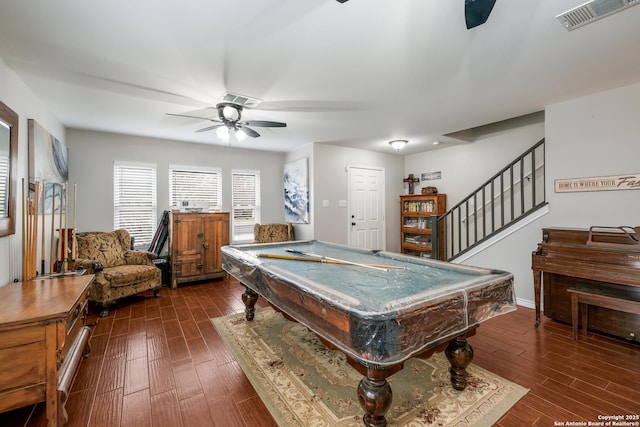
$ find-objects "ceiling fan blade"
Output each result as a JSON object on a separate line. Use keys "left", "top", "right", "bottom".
{"left": 243, "top": 120, "right": 287, "bottom": 128}
{"left": 196, "top": 124, "right": 226, "bottom": 133}
{"left": 465, "top": 0, "right": 497, "bottom": 29}
{"left": 237, "top": 124, "right": 260, "bottom": 138}
{"left": 167, "top": 112, "right": 221, "bottom": 121}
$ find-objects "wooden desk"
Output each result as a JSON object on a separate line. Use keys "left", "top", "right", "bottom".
{"left": 0, "top": 275, "right": 94, "bottom": 426}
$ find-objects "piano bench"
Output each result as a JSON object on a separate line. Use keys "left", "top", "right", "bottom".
{"left": 568, "top": 285, "right": 640, "bottom": 341}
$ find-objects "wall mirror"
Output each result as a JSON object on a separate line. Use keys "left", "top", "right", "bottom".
{"left": 0, "top": 99, "right": 17, "bottom": 236}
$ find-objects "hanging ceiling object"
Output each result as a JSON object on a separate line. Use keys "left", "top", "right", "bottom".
{"left": 465, "top": 0, "right": 498, "bottom": 29}
{"left": 167, "top": 102, "right": 287, "bottom": 139}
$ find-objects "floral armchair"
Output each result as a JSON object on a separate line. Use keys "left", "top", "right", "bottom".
{"left": 75, "top": 229, "right": 161, "bottom": 317}
{"left": 253, "top": 223, "right": 295, "bottom": 243}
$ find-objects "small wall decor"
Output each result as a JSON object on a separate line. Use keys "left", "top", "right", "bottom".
{"left": 554, "top": 173, "right": 640, "bottom": 193}
{"left": 403, "top": 174, "right": 420, "bottom": 194}
{"left": 421, "top": 171, "right": 441, "bottom": 181}
{"left": 284, "top": 158, "right": 309, "bottom": 223}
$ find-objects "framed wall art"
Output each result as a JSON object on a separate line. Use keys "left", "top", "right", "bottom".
{"left": 284, "top": 158, "right": 309, "bottom": 224}
{"left": 28, "top": 119, "right": 68, "bottom": 213}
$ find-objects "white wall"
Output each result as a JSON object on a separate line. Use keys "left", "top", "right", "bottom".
{"left": 0, "top": 58, "right": 65, "bottom": 286}
{"left": 405, "top": 82, "right": 640, "bottom": 308}
{"left": 66, "top": 129, "right": 286, "bottom": 240}
{"left": 313, "top": 143, "right": 405, "bottom": 252}
{"left": 544, "top": 83, "right": 640, "bottom": 227}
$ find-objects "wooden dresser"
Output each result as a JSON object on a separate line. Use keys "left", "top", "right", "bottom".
{"left": 169, "top": 211, "right": 229, "bottom": 288}
{"left": 0, "top": 275, "right": 94, "bottom": 426}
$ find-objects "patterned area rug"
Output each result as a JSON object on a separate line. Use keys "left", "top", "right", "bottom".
{"left": 213, "top": 307, "right": 528, "bottom": 427}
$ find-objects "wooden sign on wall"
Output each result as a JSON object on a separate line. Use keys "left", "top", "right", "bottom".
{"left": 554, "top": 173, "right": 640, "bottom": 193}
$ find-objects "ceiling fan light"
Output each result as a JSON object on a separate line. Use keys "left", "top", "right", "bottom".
{"left": 216, "top": 126, "right": 229, "bottom": 140}
{"left": 222, "top": 105, "right": 240, "bottom": 121}
{"left": 389, "top": 139, "right": 408, "bottom": 151}
{"left": 236, "top": 128, "right": 247, "bottom": 141}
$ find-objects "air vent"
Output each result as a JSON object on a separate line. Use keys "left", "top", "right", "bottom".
{"left": 557, "top": 0, "right": 640, "bottom": 31}
{"left": 220, "top": 92, "right": 262, "bottom": 108}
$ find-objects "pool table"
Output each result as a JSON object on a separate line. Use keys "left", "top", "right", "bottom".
{"left": 221, "top": 240, "right": 516, "bottom": 427}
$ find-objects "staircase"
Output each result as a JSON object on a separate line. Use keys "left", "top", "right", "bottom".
{"left": 435, "top": 138, "right": 547, "bottom": 261}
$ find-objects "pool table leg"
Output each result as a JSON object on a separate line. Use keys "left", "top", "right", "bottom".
{"left": 241, "top": 287, "right": 259, "bottom": 321}
{"left": 357, "top": 376, "right": 392, "bottom": 427}
{"left": 444, "top": 336, "right": 474, "bottom": 391}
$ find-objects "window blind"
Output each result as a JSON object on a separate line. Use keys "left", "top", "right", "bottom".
{"left": 0, "top": 154, "right": 7, "bottom": 213}
{"left": 113, "top": 161, "right": 157, "bottom": 247}
{"left": 169, "top": 166, "right": 221, "bottom": 211}
{"left": 231, "top": 170, "right": 260, "bottom": 242}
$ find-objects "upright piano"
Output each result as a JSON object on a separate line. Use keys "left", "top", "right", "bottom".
{"left": 532, "top": 226, "right": 640, "bottom": 342}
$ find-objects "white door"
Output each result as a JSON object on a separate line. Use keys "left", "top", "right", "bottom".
{"left": 348, "top": 166, "right": 385, "bottom": 250}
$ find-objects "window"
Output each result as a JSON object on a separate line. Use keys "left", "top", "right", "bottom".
{"left": 232, "top": 170, "right": 260, "bottom": 242}
{"left": 169, "top": 165, "right": 222, "bottom": 211}
{"left": 0, "top": 153, "right": 7, "bottom": 213}
{"left": 113, "top": 161, "right": 157, "bottom": 248}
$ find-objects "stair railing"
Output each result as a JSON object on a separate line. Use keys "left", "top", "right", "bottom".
{"left": 435, "top": 138, "right": 547, "bottom": 261}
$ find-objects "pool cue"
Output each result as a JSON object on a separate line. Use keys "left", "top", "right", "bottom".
{"left": 285, "top": 249, "right": 406, "bottom": 270}
{"left": 72, "top": 183, "right": 77, "bottom": 261}
{"left": 64, "top": 183, "right": 69, "bottom": 271}
{"left": 32, "top": 181, "right": 40, "bottom": 279}
{"left": 50, "top": 183, "right": 56, "bottom": 273}
{"left": 258, "top": 253, "right": 392, "bottom": 272}
{"left": 41, "top": 180, "right": 46, "bottom": 275}
{"left": 58, "top": 184, "right": 63, "bottom": 272}
{"left": 21, "top": 178, "right": 26, "bottom": 280}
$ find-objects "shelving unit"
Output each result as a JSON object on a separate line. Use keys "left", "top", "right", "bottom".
{"left": 400, "top": 194, "right": 446, "bottom": 259}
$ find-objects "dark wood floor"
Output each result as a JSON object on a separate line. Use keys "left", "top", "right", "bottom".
{"left": 2, "top": 277, "right": 639, "bottom": 426}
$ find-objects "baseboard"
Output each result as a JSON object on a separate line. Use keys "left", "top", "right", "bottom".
{"left": 516, "top": 298, "right": 536, "bottom": 310}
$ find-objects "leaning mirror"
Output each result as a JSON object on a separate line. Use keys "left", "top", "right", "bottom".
{"left": 0, "top": 99, "right": 17, "bottom": 236}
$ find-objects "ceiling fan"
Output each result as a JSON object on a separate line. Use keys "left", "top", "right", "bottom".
{"left": 167, "top": 102, "right": 287, "bottom": 139}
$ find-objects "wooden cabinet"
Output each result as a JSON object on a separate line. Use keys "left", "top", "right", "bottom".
{"left": 400, "top": 194, "right": 446, "bottom": 259}
{"left": 169, "top": 212, "right": 229, "bottom": 288}
{"left": 0, "top": 275, "right": 94, "bottom": 426}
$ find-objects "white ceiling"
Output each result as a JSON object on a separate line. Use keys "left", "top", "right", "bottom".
{"left": 0, "top": 0, "right": 638, "bottom": 155}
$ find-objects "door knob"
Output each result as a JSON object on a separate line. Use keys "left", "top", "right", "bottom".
{"left": 351, "top": 222, "right": 356, "bottom": 226}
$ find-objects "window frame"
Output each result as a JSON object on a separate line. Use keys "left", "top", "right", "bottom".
{"left": 113, "top": 161, "right": 157, "bottom": 248}
{"left": 231, "top": 169, "right": 261, "bottom": 243}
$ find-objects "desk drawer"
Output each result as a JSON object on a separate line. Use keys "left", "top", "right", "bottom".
{"left": 0, "top": 325, "right": 45, "bottom": 350}
{"left": 0, "top": 340, "right": 46, "bottom": 390}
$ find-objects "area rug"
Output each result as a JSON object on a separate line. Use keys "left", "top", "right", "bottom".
{"left": 212, "top": 307, "right": 528, "bottom": 427}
